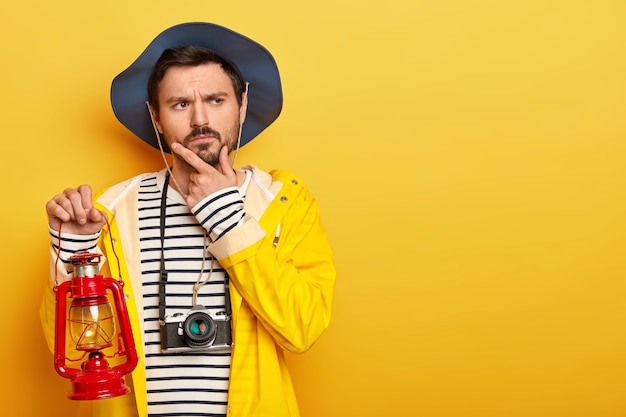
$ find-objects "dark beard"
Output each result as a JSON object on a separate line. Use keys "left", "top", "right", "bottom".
{"left": 173, "top": 123, "right": 240, "bottom": 169}
{"left": 193, "top": 142, "right": 220, "bottom": 166}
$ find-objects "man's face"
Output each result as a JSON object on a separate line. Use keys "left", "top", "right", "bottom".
{"left": 154, "top": 63, "right": 245, "bottom": 168}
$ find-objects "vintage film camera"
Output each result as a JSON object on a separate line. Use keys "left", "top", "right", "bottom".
{"left": 161, "top": 305, "right": 232, "bottom": 352}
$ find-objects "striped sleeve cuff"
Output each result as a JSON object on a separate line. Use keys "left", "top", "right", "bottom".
{"left": 192, "top": 186, "right": 245, "bottom": 242}
{"left": 49, "top": 227, "right": 100, "bottom": 264}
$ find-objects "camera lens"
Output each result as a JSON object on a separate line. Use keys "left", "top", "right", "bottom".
{"left": 183, "top": 312, "right": 217, "bottom": 347}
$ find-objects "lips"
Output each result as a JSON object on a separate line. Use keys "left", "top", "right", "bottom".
{"left": 189, "top": 134, "right": 215, "bottom": 143}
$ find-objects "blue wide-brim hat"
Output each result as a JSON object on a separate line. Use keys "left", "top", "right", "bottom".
{"left": 110, "top": 22, "right": 283, "bottom": 152}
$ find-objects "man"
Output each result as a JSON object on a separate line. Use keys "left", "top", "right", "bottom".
{"left": 40, "top": 22, "right": 336, "bottom": 417}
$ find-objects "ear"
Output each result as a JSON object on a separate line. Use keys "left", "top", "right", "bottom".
{"left": 239, "top": 83, "right": 249, "bottom": 125}
{"left": 146, "top": 102, "right": 164, "bottom": 134}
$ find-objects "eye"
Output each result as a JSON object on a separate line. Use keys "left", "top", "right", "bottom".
{"left": 173, "top": 101, "right": 188, "bottom": 110}
{"left": 211, "top": 98, "right": 224, "bottom": 105}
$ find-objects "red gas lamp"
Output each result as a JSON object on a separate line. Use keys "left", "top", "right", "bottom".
{"left": 54, "top": 251, "right": 138, "bottom": 400}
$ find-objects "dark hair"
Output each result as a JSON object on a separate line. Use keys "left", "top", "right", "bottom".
{"left": 147, "top": 45, "right": 245, "bottom": 114}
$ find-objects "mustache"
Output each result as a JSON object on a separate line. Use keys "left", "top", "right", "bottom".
{"left": 184, "top": 126, "right": 222, "bottom": 145}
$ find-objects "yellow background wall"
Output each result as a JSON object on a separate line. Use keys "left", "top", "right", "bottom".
{"left": 1, "top": 1, "right": 625, "bottom": 416}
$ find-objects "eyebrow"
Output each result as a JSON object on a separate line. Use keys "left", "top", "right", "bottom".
{"left": 164, "top": 91, "right": 230, "bottom": 104}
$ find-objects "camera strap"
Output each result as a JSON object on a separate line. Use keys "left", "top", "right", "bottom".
{"left": 158, "top": 171, "right": 233, "bottom": 323}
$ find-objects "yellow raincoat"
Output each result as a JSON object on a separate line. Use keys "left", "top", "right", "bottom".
{"left": 41, "top": 167, "right": 336, "bottom": 417}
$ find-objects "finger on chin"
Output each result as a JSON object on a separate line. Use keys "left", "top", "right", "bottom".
{"left": 219, "top": 146, "right": 231, "bottom": 170}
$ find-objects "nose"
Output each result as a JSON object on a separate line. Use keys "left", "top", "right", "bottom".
{"left": 190, "top": 104, "right": 209, "bottom": 127}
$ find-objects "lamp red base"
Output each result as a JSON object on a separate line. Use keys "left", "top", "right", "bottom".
{"left": 67, "top": 351, "right": 131, "bottom": 400}
{"left": 69, "top": 377, "right": 130, "bottom": 400}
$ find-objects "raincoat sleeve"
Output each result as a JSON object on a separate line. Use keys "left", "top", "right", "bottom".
{"left": 208, "top": 171, "right": 336, "bottom": 353}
